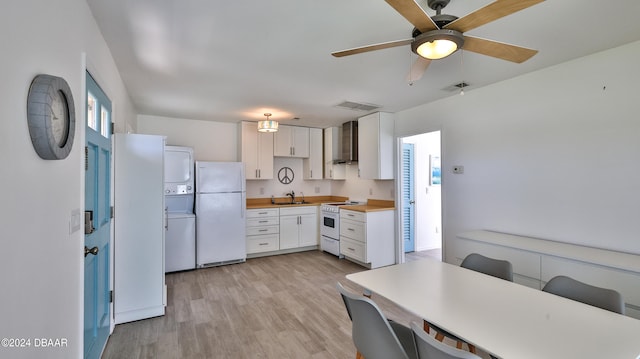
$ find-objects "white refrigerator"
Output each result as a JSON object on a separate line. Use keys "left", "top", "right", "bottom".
{"left": 195, "top": 161, "right": 246, "bottom": 267}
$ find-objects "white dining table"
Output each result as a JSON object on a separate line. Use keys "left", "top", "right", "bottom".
{"left": 346, "top": 257, "right": 640, "bottom": 359}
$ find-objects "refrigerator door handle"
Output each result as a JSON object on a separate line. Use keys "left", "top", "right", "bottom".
{"left": 164, "top": 207, "right": 168, "bottom": 230}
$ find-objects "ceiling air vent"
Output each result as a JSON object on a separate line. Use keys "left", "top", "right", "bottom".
{"left": 443, "top": 82, "right": 470, "bottom": 92}
{"left": 335, "top": 101, "right": 381, "bottom": 112}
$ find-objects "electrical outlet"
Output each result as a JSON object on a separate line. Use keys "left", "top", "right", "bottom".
{"left": 259, "top": 187, "right": 265, "bottom": 195}
{"left": 369, "top": 188, "right": 373, "bottom": 195}
{"left": 314, "top": 186, "right": 320, "bottom": 194}
{"left": 452, "top": 165, "right": 464, "bottom": 174}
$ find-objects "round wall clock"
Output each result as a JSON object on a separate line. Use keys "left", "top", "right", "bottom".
{"left": 26, "top": 74, "right": 76, "bottom": 160}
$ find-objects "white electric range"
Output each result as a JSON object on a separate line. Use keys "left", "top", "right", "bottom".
{"left": 320, "top": 201, "right": 363, "bottom": 257}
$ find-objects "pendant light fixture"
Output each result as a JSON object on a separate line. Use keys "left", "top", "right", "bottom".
{"left": 257, "top": 113, "right": 278, "bottom": 133}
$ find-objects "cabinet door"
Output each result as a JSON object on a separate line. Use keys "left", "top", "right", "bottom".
{"left": 291, "top": 126, "right": 310, "bottom": 158}
{"left": 274, "top": 125, "right": 310, "bottom": 158}
{"left": 358, "top": 112, "right": 394, "bottom": 180}
{"left": 298, "top": 213, "right": 318, "bottom": 246}
{"left": 323, "top": 127, "right": 346, "bottom": 180}
{"left": 257, "top": 131, "right": 274, "bottom": 179}
{"left": 279, "top": 215, "right": 300, "bottom": 249}
{"left": 273, "top": 125, "right": 293, "bottom": 157}
{"left": 240, "top": 122, "right": 260, "bottom": 179}
{"left": 303, "top": 128, "right": 322, "bottom": 179}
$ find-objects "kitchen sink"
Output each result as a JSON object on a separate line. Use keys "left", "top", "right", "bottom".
{"left": 273, "top": 201, "right": 310, "bottom": 205}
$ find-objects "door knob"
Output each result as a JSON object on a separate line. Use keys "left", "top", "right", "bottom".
{"left": 84, "top": 246, "right": 99, "bottom": 257}
{"left": 409, "top": 200, "right": 415, "bottom": 204}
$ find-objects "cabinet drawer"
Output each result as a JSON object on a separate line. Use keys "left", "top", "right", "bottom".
{"left": 247, "top": 217, "right": 279, "bottom": 227}
{"left": 340, "top": 218, "right": 365, "bottom": 242}
{"left": 247, "top": 234, "right": 279, "bottom": 254}
{"left": 247, "top": 208, "right": 279, "bottom": 218}
{"left": 246, "top": 225, "right": 279, "bottom": 236}
{"left": 340, "top": 237, "right": 366, "bottom": 262}
{"left": 340, "top": 209, "right": 365, "bottom": 222}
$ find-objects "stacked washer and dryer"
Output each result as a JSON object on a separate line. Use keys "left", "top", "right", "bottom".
{"left": 164, "top": 146, "right": 196, "bottom": 272}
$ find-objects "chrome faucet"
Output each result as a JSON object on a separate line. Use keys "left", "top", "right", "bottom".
{"left": 286, "top": 190, "right": 295, "bottom": 203}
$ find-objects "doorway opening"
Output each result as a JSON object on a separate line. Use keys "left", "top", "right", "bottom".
{"left": 400, "top": 131, "right": 442, "bottom": 262}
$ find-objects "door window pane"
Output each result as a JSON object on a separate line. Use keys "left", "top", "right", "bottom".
{"left": 87, "top": 92, "right": 97, "bottom": 130}
{"left": 100, "top": 105, "right": 110, "bottom": 138}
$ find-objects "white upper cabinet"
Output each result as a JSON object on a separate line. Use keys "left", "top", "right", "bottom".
{"left": 274, "top": 125, "right": 310, "bottom": 158}
{"left": 303, "top": 128, "right": 323, "bottom": 180}
{"left": 239, "top": 121, "right": 274, "bottom": 179}
{"left": 323, "top": 127, "right": 346, "bottom": 180}
{"left": 358, "top": 112, "right": 394, "bottom": 180}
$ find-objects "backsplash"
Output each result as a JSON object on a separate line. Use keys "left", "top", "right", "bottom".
{"left": 245, "top": 157, "right": 394, "bottom": 201}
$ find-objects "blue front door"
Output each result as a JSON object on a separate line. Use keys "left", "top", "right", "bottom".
{"left": 402, "top": 143, "right": 415, "bottom": 252}
{"left": 84, "top": 72, "right": 112, "bottom": 359}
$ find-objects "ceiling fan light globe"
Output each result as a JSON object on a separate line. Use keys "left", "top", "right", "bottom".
{"left": 417, "top": 40, "right": 458, "bottom": 59}
{"left": 412, "top": 29, "right": 464, "bottom": 60}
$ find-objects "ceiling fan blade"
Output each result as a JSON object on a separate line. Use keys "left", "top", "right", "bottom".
{"left": 384, "top": 0, "right": 438, "bottom": 33}
{"left": 462, "top": 36, "right": 537, "bottom": 63}
{"left": 445, "top": 0, "right": 545, "bottom": 33}
{"left": 406, "top": 57, "right": 431, "bottom": 83}
{"left": 332, "top": 38, "right": 413, "bottom": 57}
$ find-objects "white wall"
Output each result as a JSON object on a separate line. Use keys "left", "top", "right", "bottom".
{"left": 137, "top": 115, "right": 238, "bottom": 161}
{"left": 247, "top": 157, "right": 333, "bottom": 198}
{"left": 0, "top": 1, "right": 136, "bottom": 358}
{"left": 332, "top": 165, "right": 395, "bottom": 202}
{"left": 395, "top": 40, "right": 640, "bottom": 260}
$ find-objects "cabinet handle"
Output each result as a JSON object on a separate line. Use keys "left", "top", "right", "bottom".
{"left": 347, "top": 213, "right": 355, "bottom": 217}
{"left": 346, "top": 247, "right": 355, "bottom": 252}
{"left": 258, "top": 169, "right": 261, "bottom": 178}
{"left": 258, "top": 212, "right": 268, "bottom": 215}
{"left": 310, "top": 170, "right": 312, "bottom": 178}
{"left": 258, "top": 220, "right": 268, "bottom": 223}
{"left": 258, "top": 229, "right": 268, "bottom": 232}
{"left": 259, "top": 242, "right": 269, "bottom": 246}
{"left": 348, "top": 228, "right": 355, "bottom": 231}
{"left": 330, "top": 169, "right": 332, "bottom": 177}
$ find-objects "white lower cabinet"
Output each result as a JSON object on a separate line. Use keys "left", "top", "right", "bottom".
{"left": 246, "top": 208, "right": 279, "bottom": 254}
{"left": 339, "top": 209, "right": 394, "bottom": 269}
{"left": 279, "top": 206, "right": 318, "bottom": 250}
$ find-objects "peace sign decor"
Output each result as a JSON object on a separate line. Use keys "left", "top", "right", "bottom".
{"left": 278, "top": 167, "right": 294, "bottom": 184}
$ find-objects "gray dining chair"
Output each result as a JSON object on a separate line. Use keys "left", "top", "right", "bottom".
{"left": 410, "top": 322, "right": 482, "bottom": 359}
{"left": 542, "top": 275, "right": 625, "bottom": 314}
{"left": 337, "top": 282, "right": 417, "bottom": 359}
{"left": 425, "top": 253, "right": 513, "bottom": 354}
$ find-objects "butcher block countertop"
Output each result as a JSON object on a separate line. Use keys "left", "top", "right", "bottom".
{"left": 339, "top": 199, "right": 395, "bottom": 212}
{"left": 246, "top": 196, "right": 348, "bottom": 209}
{"left": 246, "top": 197, "right": 394, "bottom": 211}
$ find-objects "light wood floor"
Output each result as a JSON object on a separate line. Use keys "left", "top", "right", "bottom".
{"left": 405, "top": 248, "right": 442, "bottom": 262}
{"left": 102, "top": 250, "right": 489, "bottom": 359}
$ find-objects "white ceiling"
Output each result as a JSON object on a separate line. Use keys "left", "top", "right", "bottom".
{"left": 86, "top": 0, "right": 640, "bottom": 129}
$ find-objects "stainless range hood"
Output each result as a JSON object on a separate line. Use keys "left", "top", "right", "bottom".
{"left": 340, "top": 121, "right": 358, "bottom": 163}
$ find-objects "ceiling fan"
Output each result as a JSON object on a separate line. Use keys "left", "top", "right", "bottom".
{"left": 332, "top": 0, "right": 544, "bottom": 81}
